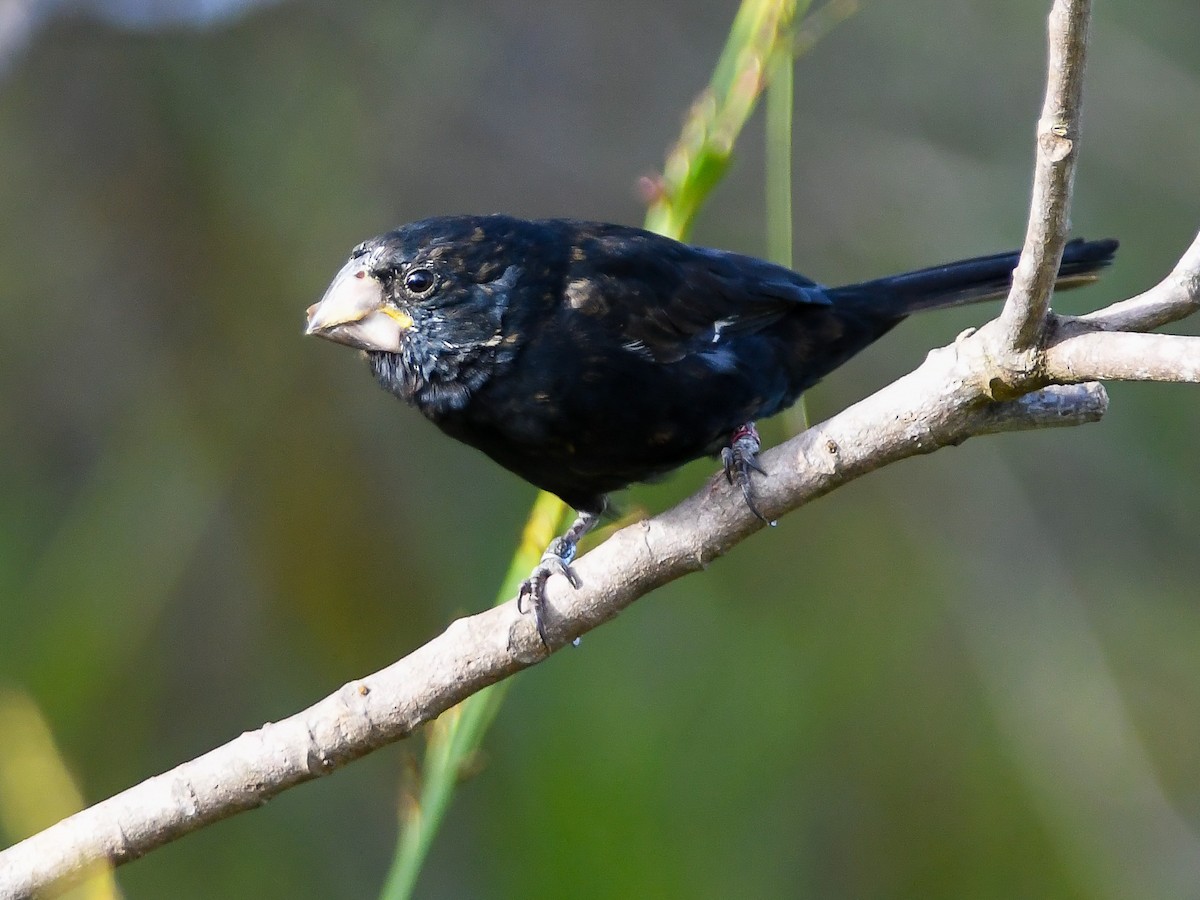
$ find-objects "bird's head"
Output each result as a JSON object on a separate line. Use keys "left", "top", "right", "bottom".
{"left": 306, "top": 216, "right": 528, "bottom": 409}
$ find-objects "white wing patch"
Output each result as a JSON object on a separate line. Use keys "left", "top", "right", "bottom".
{"left": 622, "top": 339, "right": 654, "bottom": 359}
{"left": 711, "top": 317, "right": 736, "bottom": 343}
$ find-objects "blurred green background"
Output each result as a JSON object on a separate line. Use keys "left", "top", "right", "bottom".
{"left": 2, "top": 1, "right": 1200, "bottom": 897}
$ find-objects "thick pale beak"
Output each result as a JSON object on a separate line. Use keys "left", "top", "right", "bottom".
{"left": 305, "top": 259, "right": 412, "bottom": 353}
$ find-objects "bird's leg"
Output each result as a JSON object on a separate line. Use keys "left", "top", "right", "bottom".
{"left": 721, "top": 422, "right": 774, "bottom": 524}
{"left": 517, "top": 507, "right": 602, "bottom": 646}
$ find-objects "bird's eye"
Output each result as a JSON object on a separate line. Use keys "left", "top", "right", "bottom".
{"left": 403, "top": 268, "right": 437, "bottom": 297}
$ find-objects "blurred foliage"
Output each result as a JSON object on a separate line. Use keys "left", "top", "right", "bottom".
{"left": 0, "top": 688, "right": 120, "bottom": 899}
{"left": 643, "top": 0, "right": 803, "bottom": 238}
{"left": 1, "top": 1, "right": 1200, "bottom": 898}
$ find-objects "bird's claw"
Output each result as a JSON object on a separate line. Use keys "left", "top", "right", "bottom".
{"left": 518, "top": 548, "right": 580, "bottom": 646}
{"left": 516, "top": 510, "right": 600, "bottom": 647}
{"left": 722, "top": 422, "right": 775, "bottom": 525}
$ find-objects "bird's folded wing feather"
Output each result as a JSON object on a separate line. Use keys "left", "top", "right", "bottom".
{"left": 567, "top": 234, "right": 831, "bottom": 364}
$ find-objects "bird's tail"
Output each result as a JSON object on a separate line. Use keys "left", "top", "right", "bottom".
{"left": 830, "top": 237, "right": 1119, "bottom": 316}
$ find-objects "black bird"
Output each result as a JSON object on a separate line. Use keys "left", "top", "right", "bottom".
{"left": 306, "top": 215, "right": 1116, "bottom": 641}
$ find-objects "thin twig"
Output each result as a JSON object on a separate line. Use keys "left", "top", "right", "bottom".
{"left": 1046, "top": 328, "right": 1200, "bottom": 383}
{"left": 996, "top": 0, "right": 1093, "bottom": 353}
{"left": 1079, "top": 231, "right": 1200, "bottom": 332}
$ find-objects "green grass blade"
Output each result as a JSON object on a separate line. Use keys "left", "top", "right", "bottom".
{"left": 379, "top": 493, "right": 568, "bottom": 900}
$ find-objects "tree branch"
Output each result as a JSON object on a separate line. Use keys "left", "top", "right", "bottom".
{"left": 996, "top": 0, "right": 1093, "bottom": 352}
{"left": 1046, "top": 328, "right": 1200, "bottom": 383}
{"left": 0, "top": 335, "right": 1111, "bottom": 899}
{"left": 1079, "top": 230, "right": 1200, "bottom": 332}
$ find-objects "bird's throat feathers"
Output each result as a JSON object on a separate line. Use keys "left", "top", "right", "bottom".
{"left": 369, "top": 264, "right": 524, "bottom": 417}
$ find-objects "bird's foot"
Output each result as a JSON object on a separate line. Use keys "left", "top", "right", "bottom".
{"left": 721, "top": 422, "right": 775, "bottom": 525}
{"left": 517, "top": 508, "right": 600, "bottom": 646}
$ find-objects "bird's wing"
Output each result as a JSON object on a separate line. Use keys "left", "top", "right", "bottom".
{"left": 566, "top": 231, "right": 831, "bottom": 364}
